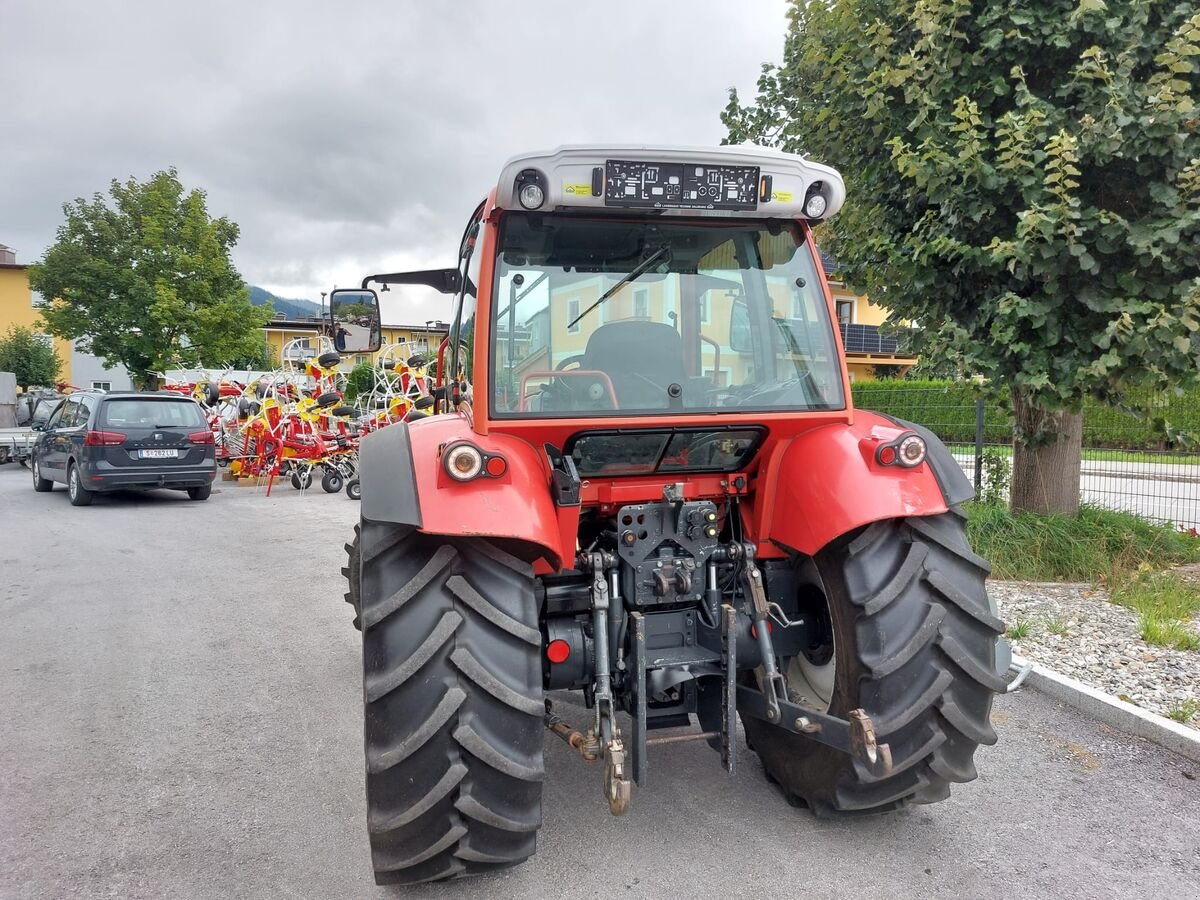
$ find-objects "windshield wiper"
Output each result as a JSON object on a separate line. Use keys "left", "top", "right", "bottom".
{"left": 566, "top": 246, "right": 669, "bottom": 330}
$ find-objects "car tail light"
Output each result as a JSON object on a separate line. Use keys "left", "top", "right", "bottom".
{"left": 188, "top": 430, "right": 215, "bottom": 445}
{"left": 84, "top": 430, "right": 126, "bottom": 446}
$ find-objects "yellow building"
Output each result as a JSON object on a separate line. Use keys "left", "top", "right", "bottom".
{"left": 263, "top": 314, "right": 449, "bottom": 370}
{"left": 0, "top": 245, "right": 74, "bottom": 385}
{"left": 826, "top": 277, "right": 918, "bottom": 382}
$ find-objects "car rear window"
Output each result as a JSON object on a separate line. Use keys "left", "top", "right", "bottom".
{"left": 101, "top": 398, "right": 205, "bottom": 428}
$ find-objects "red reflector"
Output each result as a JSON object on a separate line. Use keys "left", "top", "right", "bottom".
{"left": 188, "top": 430, "right": 215, "bottom": 444}
{"left": 878, "top": 445, "right": 897, "bottom": 466}
{"left": 84, "top": 430, "right": 126, "bottom": 446}
{"left": 546, "top": 639, "right": 571, "bottom": 664}
{"left": 485, "top": 455, "right": 507, "bottom": 477}
{"left": 750, "top": 621, "right": 774, "bottom": 639}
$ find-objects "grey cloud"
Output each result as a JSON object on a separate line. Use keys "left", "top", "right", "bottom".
{"left": 1, "top": 0, "right": 786, "bottom": 323}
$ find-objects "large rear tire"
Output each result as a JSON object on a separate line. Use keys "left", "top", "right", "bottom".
{"left": 743, "top": 511, "right": 1005, "bottom": 814}
{"left": 354, "top": 523, "right": 544, "bottom": 884}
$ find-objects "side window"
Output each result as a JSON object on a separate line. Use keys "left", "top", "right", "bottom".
{"left": 45, "top": 401, "right": 66, "bottom": 429}
{"left": 449, "top": 207, "right": 485, "bottom": 394}
{"left": 60, "top": 398, "right": 82, "bottom": 427}
{"left": 77, "top": 396, "right": 96, "bottom": 426}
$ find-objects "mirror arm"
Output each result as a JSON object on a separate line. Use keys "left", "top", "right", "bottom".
{"left": 362, "top": 268, "right": 462, "bottom": 294}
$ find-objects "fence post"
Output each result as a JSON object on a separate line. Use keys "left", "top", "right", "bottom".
{"left": 974, "top": 398, "right": 985, "bottom": 495}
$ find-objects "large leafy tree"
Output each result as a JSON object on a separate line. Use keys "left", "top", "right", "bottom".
{"left": 29, "top": 169, "right": 273, "bottom": 389}
{"left": 725, "top": 0, "right": 1200, "bottom": 514}
{"left": 0, "top": 325, "right": 62, "bottom": 389}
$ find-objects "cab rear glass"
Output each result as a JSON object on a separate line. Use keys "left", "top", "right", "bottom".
{"left": 565, "top": 427, "right": 765, "bottom": 477}
{"left": 101, "top": 398, "right": 205, "bottom": 428}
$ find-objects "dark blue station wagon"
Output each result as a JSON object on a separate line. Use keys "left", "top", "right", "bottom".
{"left": 30, "top": 391, "right": 217, "bottom": 506}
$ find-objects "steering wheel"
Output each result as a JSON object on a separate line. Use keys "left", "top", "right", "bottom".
{"left": 555, "top": 355, "right": 586, "bottom": 371}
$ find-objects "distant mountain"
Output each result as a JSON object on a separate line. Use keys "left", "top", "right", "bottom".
{"left": 248, "top": 285, "right": 324, "bottom": 319}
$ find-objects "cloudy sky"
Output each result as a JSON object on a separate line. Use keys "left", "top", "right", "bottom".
{"left": 1, "top": 0, "right": 788, "bottom": 324}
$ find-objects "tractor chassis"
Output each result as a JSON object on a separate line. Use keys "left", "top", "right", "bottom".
{"left": 543, "top": 492, "right": 893, "bottom": 815}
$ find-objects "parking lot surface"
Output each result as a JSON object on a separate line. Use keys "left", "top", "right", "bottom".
{"left": 1, "top": 466, "right": 1198, "bottom": 899}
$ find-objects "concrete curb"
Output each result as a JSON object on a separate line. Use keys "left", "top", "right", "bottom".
{"left": 1010, "top": 653, "right": 1200, "bottom": 763}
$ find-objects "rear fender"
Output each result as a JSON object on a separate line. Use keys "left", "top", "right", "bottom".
{"left": 360, "top": 415, "right": 571, "bottom": 569}
{"left": 759, "top": 411, "right": 971, "bottom": 556}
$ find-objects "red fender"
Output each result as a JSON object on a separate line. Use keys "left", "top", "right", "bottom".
{"left": 366, "top": 414, "right": 574, "bottom": 569}
{"left": 757, "top": 411, "right": 952, "bottom": 556}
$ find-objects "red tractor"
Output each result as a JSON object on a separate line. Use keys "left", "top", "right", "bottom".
{"left": 338, "top": 145, "right": 1009, "bottom": 886}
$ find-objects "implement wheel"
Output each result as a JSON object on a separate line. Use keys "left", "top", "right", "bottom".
{"left": 743, "top": 511, "right": 1005, "bottom": 815}
{"left": 348, "top": 523, "right": 544, "bottom": 884}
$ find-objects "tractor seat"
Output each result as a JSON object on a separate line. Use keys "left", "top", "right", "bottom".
{"left": 581, "top": 321, "right": 687, "bottom": 409}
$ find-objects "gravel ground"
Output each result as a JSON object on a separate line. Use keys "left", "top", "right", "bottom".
{"left": 992, "top": 581, "right": 1200, "bottom": 728}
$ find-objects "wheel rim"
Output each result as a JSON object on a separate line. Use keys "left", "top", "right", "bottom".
{"left": 32, "top": 459, "right": 40, "bottom": 483}
{"left": 69, "top": 468, "right": 77, "bottom": 499}
{"left": 783, "top": 578, "right": 837, "bottom": 713}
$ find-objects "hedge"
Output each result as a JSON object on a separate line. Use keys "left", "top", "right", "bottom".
{"left": 851, "top": 379, "right": 1200, "bottom": 450}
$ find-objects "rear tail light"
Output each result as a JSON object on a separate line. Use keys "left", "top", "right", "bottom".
{"left": 188, "top": 430, "right": 216, "bottom": 445}
{"left": 875, "top": 432, "right": 927, "bottom": 468}
{"left": 441, "top": 441, "right": 507, "bottom": 482}
{"left": 84, "top": 430, "right": 126, "bottom": 446}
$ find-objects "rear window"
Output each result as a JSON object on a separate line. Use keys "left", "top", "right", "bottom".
{"left": 566, "top": 427, "right": 765, "bottom": 477}
{"left": 101, "top": 398, "right": 205, "bottom": 428}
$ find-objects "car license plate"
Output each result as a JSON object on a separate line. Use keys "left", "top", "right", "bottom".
{"left": 140, "top": 448, "right": 178, "bottom": 459}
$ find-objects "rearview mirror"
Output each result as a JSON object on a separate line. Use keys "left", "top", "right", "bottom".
{"left": 329, "top": 289, "right": 382, "bottom": 353}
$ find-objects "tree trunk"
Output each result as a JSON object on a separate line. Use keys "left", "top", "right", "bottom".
{"left": 1009, "top": 388, "right": 1083, "bottom": 516}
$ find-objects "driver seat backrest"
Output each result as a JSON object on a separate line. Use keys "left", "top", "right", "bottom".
{"left": 581, "top": 320, "right": 687, "bottom": 408}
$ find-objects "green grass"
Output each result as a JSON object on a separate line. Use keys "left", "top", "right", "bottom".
{"left": 966, "top": 502, "right": 1200, "bottom": 584}
{"left": 1005, "top": 619, "right": 1032, "bottom": 639}
{"left": 1140, "top": 617, "right": 1200, "bottom": 651}
{"left": 1044, "top": 615, "right": 1071, "bottom": 636}
{"left": 1111, "top": 572, "right": 1200, "bottom": 651}
{"left": 1166, "top": 699, "right": 1200, "bottom": 724}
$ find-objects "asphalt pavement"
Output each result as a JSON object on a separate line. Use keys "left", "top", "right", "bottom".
{"left": 1, "top": 465, "right": 1197, "bottom": 900}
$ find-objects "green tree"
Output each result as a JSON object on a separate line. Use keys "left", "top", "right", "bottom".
{"left": 0, "top": 325, "right": 63, "bottom": 389}
{"left": 29, "top": 168, "right": 273, "bottom": 389}
{"left": 344, "top": 361, "right": 376, "bottom": 401}
{"left": 226, "top": 339, "right": 277, "bottom": 372}
{"left": 725, "top": 0, "right": 1200, "bottom": 514}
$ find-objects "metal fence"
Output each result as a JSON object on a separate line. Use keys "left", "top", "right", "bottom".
{"left": 853, "top": 384, "right": 1200, "bottom": 531}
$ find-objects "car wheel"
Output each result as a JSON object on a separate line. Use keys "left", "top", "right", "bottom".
{"left": 187, "top": 485, "right": 212, "bottom": 501}
{"left": 32, "top": 457, "right": 53, "bottom": 492}
{"left": 68, "top": 462, "right": 94, "bottom": 507}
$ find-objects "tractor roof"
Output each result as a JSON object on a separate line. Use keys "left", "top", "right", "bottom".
{"left": 495, "top": 144, "right": 845, "bottom": 222}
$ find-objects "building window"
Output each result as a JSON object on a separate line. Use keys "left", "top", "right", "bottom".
{"left": 567, "top": 298, "right": 581, "bottom": 333}
{"left": 633, "top": 289, "right": 648, "bottom": 318}
{"left": 92, "top": 381, "right": 112, "bottom": 392}
{"left": 836, "top": 300, "right": 853, "bottom": 328}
